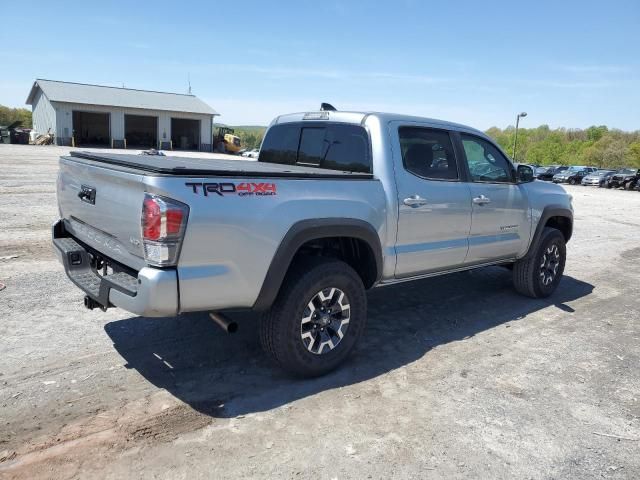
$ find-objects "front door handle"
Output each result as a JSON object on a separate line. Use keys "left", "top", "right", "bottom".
{"left": 473, "top": 195, "right": 491, "bottom": 205}
{"left": 403, "top": 195, "right": 428, "bottom": 207}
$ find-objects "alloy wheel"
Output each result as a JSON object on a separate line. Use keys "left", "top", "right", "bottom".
{"left": 539, "top": 244, "right": 560, "bottom": 286}
{"left": 300, "top": 287, "right": 350, "bottom": 355}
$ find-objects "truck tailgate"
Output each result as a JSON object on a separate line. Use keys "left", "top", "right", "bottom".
{"left": 57, "top": 156, "right": 147, "bottom": 270}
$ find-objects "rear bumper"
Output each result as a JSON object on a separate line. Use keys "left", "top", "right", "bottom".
{"left": 52, "top": 220, "right": 179, "bottom": 317}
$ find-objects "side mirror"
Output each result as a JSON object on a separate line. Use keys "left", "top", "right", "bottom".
{"left": 517, "top": 164, "right": 535, "bottom": 183}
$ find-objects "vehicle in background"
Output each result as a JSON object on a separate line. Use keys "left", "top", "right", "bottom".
{"left": 241, "top": 148, "right": 260, "bottom": 159}
{"left": 607, "top": 168, "right": 640, "bottom": 190}
{"left": 552, "top": 166, "right": 597, "bottom": 185}
{"left": 538, "top": 165, "right": 568, "bottom": 181}
{"left": 52, "top": 109, "right": 573, "bottom": 377}
{"left": 214, "top": 126, "right": 243, "bottom": 154}
{"left": 535, "top": 166, "right": 554, "bottom": 180}
{"left": 581, "top": 169, "right": 615, "bottom": 186}
{"left": 0, "top": 120, "right": 31, "bottom": 144}
{"left": 223, "top": 133, "right": 243, "bottom": 154}
{"left": 0, "top": 124, "right": 11, "bottom": 144}
{"left": 598, "top": 170, "right": 618, "bottom": 187}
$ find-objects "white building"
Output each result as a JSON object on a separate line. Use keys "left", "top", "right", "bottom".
{"left": 26, "top": 79, "right": 219, "bottom": 151}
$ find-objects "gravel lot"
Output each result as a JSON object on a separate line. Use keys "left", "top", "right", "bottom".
{"left": 1, "top": 144, "right": 639, "bottom": 479}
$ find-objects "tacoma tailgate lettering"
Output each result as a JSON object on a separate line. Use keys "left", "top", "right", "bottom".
{"left": 185, "top": 182, "right": 277, "bottom": 197}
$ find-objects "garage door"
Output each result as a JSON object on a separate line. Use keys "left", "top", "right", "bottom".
{"left": 171, "top": 118, "right": 200, "bottom": 151}
{"left": 73, "top": 111, "right": 110, "bottom": 147}
{"left": 125, "top": 115, "right": 158, "bottom": 149}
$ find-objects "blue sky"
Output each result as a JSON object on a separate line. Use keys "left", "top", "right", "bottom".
{"left": 2, "top": 0, "right": 638, "bottom": 129}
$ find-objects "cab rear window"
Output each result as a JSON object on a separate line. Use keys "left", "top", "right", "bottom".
{"left": 259, "top": 123, "right": 371, "bottom": 173}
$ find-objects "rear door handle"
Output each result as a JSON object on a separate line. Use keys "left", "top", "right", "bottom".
{"left": 472, "top": 195, "right": 491, "bottom": 205}
{"left": 403, "top": 195, "right": 428, "bottom": 207}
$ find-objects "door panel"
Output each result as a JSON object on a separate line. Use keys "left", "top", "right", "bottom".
{"left": 391, "top": 123, "right": 472, "bottom": 278}
{"left": 457, "top": 133, "right": 531, "bottom": 263}
{"left": 465, "top": 183, "right": 529, "bottom": 262}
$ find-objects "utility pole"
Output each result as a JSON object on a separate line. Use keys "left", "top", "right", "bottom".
{"left": 512, "top": 112, "right": 527, "bottom": 161}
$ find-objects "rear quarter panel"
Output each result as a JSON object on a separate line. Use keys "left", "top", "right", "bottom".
{"left": 143, "top": 175, "right": 387, "bottom": 311}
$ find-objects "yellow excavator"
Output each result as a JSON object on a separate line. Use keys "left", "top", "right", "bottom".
{"left": 215, "top": 126, "right": 242, "bottom": 154}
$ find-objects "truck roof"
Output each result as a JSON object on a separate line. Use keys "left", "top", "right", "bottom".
{"left": 272, "top": 111, "right": 487, "bottom": 138}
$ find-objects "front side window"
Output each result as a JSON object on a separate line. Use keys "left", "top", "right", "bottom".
{"left": 398, "top": 127, "right": 459, "bottom": 180}
{"left": 461, "top": 134, "right": 513, "bottom": 183}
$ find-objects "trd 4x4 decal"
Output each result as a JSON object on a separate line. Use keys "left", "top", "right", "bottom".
{"left": 186, "top": 182, "right": 277, "bottom": 197}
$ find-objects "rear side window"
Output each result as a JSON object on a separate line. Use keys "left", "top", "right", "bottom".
{"left": 259, "top": 123, "right": 371, "bottom": 173}
{"left": 399, "top": 127, "right": 459, "bottom": 180}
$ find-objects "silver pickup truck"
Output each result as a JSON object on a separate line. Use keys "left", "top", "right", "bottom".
{"left": 53, "top": 110, "right": 573, "bottom": 377}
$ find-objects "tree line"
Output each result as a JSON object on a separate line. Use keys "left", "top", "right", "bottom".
{"left": 0, "top": 105, "right": 32, "bottom": 128}
{"left": 487, "top": 125, "right": 640, "bottom": 169}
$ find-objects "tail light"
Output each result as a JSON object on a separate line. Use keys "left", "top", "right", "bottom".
{"left": 141, "top": 193, "right": 189, "bottom": 266}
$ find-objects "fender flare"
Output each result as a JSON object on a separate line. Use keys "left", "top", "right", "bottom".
{"left": 525, "top": 205, "right": 573, "bottom": 258}
{"left": 252, "top": 218, "right": 383, "bottom": 311}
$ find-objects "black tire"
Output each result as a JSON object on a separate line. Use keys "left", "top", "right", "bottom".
{"left": 569, "top": 178, "right": 576, "bottom": 185}
{"left": 624, "top": 182, "right": 634, "bottom": 191}
{"left": 260, "top": 257, "right": 367, "bottom": 377}
{"left": 512, "top": 227, "right": 566, "bottom": 298}
{"left": 606, "top": 183, "right": 612, "bottom": 189}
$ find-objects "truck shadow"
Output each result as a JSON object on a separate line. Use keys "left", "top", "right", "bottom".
{"left": 104, "top": 267, "right": 593, "bottom": 418}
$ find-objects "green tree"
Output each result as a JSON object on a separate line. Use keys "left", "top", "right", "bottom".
{"left": 0, "top": 105, "right": 32, "bottom": 128}
{"left": 627, "top": 142, "right": 640, "bottom": 168}
{"left": 485, "top": 124, "right": 639, "bottom": 169}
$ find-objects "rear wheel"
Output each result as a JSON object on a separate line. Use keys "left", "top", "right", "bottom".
{"left": 569, "top": 178, "right": 577, "bottom": 185}
{"left": 624, "top": 181, "right": 634, "bottom": 190}
{"left": 512, "top": 227, "right": 566, "bottom": 298}
{"left": 260, "top": 257, "right": 367, "bottom": 377}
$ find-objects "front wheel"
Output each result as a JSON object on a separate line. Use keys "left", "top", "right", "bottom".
{"left": 569, "top": 178, "right": 576, "bottom": 185}
{"left": 260, "top": 257, "right": 367, "bottom": 377}
{"left": 512, "top": 227, "right": 566, "bottom": 298}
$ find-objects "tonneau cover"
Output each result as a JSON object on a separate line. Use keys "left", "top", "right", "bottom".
{"left": 67, "top": 151, "right": 373, "bottom": 179}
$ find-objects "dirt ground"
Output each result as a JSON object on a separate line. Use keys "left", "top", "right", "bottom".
{"left": 0, "top": 144, "right": 638, "bottom": 480}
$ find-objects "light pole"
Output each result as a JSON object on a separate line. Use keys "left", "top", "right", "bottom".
{"left": 512, "top": 112, "right": 527, "bottom": 161}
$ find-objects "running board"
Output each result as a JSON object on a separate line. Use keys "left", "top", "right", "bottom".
{"left": 376, "top": 259, "right": 516, "bottom": 287}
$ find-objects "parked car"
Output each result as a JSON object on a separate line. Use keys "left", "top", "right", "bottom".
{"left": 607, "top": 168, "right": 640, "bottom": 190}
{"left": 538, "top": 165, "right": 568, "bottom": 181}
{"left": 241, "top": 148, "right": 260, "bottom": 159}
{"left": 52, "top": 110, "right": 573, "bottom": 377}
{"left": 552, "top": 166, "right": 596, "bottom": 185}
{"left": 581, "top": 169, "right": 615, "bottom": 186}
{"left": 534, "top": 166, "right": 551, "bottom": 179}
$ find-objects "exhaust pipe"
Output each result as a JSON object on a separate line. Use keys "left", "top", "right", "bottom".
{"left": 209, "top": 312, "right": 238, "bottom": 334}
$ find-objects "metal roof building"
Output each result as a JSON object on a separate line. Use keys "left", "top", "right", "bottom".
{"left": 26, "top": 79, "right": 219, "bottom": 151}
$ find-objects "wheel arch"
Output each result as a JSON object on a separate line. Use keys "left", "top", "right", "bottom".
{"left": 252, "top": 218, "right": 383, "bottom": 311}
{"left": 526, "top": 206, "right": 573, "bottom": 258}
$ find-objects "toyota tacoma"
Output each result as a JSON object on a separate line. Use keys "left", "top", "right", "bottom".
{"left": 53, "top": 110, "right": 573, "bottom": 377}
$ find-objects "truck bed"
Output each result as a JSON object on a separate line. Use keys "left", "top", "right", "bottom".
{"left": 67, "top": 151, "right": 374, "bottom": 179}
